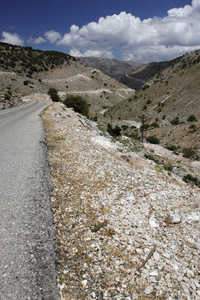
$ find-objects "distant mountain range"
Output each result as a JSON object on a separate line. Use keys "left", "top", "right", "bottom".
{"left": 77, "top": 56, "right": 143, "bottom": 79}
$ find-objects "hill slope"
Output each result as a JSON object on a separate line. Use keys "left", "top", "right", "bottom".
{"left": 101, "top": 49, "right": 200, "bottom": 156}
{"left": 0, "top": 42, "right": 134, "bottom": 113}
{"left": 119, "top": 51, "right": 200, "bottom": 91}
{"left": 42, "top": 102, "right": 200, "bottom": 299}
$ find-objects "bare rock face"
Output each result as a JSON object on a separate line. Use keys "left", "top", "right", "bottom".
{"left": 42, "top": 102, "right": 200, "bottom": 300}
{"left": 0, "top": 92, "right": 23, "bottom": 110}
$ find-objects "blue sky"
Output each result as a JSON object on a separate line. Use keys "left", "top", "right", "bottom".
{"left": 1, "top": 0, "right": 200, "bottom": 62}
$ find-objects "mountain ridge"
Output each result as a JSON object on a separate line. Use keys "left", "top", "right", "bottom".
{"left": 77, "top": 56, "right": 143, "bottom": 79}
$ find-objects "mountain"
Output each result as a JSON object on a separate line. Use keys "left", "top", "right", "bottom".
{"left": 0, "top": 42, "right": 134, "bottom": 113}
{"left": 1, "top": 42, "right": 199, "bottom": 161}
{"left": 1, "top": 44, "right": 199, "bottom": 300}
{"left": 100, "top": 49, "right": 200, "bottom": 156}
{"left": 119, "top": 54, "right": 192, "bottom": 91}
{"left": 77, "top": 56, "right": 143, "bottom": 79}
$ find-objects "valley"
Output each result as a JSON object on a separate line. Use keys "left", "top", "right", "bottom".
{"left": 0, "top": 42, "right": 200, "bottom": 299}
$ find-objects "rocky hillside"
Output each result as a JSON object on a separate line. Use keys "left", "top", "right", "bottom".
{"left": 1, "top": 43, "right": 199, "bottom": 300}
{"left": 1, "top": 42, "right": 199, "bottom": 162}
{"left": 42, "top": 102, "right": 200, "bottom": 299}
{"left": 101, "top": 49, "right": 200, "bottom": 157}
{"left": 119, "top": 51, "right": 200, "bottom": 91}
{"left": 78, "top": 56, "right": 143, "bottom": 79}
{"left": 0, "top": 42, "right": 134, "bottom": 113}
{"left": 0, "top": 42, "right": 74, "bottom": 77}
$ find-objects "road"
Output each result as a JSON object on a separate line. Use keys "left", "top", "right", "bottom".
{"left": 0, "top": 99, "right": 60, "bottom": 299}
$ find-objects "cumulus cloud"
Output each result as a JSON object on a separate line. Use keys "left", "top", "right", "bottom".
{"left": 56, "top": 0, "right": 200, "bottom": 61}
{"left": 44, "top": 30, "right": 62, "bottom": 43}
{"left": 1, "top": 31, "right": 24, "bottom": 46}
{"left": 70, "top": 48, "right": 114, "bottom": 59}
{"left": 28, "top": 36, "right": 46, "bottom": 44}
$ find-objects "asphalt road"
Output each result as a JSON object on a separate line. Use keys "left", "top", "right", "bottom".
{"left": 0, "top": 99, "right": 60, "bottom": 299}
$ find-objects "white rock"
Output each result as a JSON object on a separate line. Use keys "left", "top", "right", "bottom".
{"left": 185, "top": 212, "right": 200, "bottom": 222}
{"left": 173, "top": 263, "right": 179, "bottom": 271}
{"left": 136, "top": 248, "right": 143, "bottom": 255}
{"left": 186, "top": 269, "right": 195, "bottom": 278}
{"left": 144, "top": 285, "right": 153, "bottom": 295}
{"left": 170, "top": 214, "right": 181, "bottom": 224}
{"left": 149, "top": 216, "right": 159, "bottom": 228}
{"left": 153, "top": 252, "right": 160, "bottom": 261}
{"left": 81, "top": 280, "right": 88, "bottom": 288}
{"left": 150, "top": 270, "right": 158, "bottom": 276}
{"left": 163, "top": 252, "right": 171, "bottom": 259}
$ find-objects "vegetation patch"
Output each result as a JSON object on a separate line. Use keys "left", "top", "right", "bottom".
{"left": 187, "top": 114, "right": 197, "bottom": 122}
{"left": 146, "top": 136, "right": 160, "bottom": 144}
{"left": 91, "top": 220, "right": 108, "bottom": 233}
{"left": 144, "top": 153, "right": 159, "bottom": 164}
{"left": 181, "top": 148, "right": 198, "bottom": 160}
{"left": 48, "top": 88, "right": 60, "bottom": 102}
{"left": 183, "top": 174, "right": 200, "bottom": 187}
{"left": 107, "top": 123, "right": 121, "bottom": 137}
{"left": 63, "top": 95, "right": 89, "bottom": 117}
{"left": 166, "top": 145, "right": 178, "bottom": 151}
{"left": 170, "top": 117, "right": 180, "bottom": 125}
{"left": 53, "top": 135, "right": 66, "bottom": 141}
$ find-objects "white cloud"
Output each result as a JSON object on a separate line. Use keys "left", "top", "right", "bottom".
{"left": 56, "top": 0, "right": 200, "bottom": 61}
{"left": 1, "top": 31, "right": 24, "bottom": 46}
{"left": 70, "top": 48, "right": 114, "bottom": 59}
{"left": 28, "top": 36, "right": 46, "bottom": 44}
{"left": 2, "top": 1, "right": 200, "bottom": 62}
{"left": 44, "top": 30, "right": 62, "bottom": 43}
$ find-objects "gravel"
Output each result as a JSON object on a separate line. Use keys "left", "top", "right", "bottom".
{"left": 42, "top": 102, "right": 200, "bottom": 300}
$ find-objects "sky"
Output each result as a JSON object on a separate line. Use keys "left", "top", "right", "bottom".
{"left": 1, "top": 0, "right": 200, "bottom": 62}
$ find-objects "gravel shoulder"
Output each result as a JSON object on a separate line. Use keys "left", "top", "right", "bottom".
{"left": 42, "top": 102, "right": 200, "bottom": 300}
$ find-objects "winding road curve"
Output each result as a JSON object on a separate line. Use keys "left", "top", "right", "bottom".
{"left": 0, "top": 99, "right": 60, "bottom": 299}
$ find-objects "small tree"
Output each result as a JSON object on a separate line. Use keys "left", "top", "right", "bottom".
{"left": 187, "top": 114, "right": 197, "bottom": 122}
{"left": 48, "top": 88, "right": 60, "bottom": 102}
{"left": 63, "top": 95, "right": 89, "bottom": 117}
{"left": 146, "top": 136, "right": 160, "bottom": 144}
{"left": 170, "top": 117, "right": 180, "bottom": 125}
{"left": 107, "top": 123, "right": 121, "bottom": 137}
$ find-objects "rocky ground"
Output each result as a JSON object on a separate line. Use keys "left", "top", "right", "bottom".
{"left": 42, "top": 102, "right": 200, "bottom": 300}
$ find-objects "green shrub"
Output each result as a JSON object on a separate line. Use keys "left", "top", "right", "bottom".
{"left": 182, "top": 148, "right": 198, "bottom": 159}
{"left": 170, "top": 117, "right": 180, "bottom": 125}
{"left": 146, "top": 136, "right": 160, "bottom": 144}
{"left": 187, "top": 114, "right": 197, "bottom": 122}
{"left": 163, "top": 162, "right": 173, "bottom": 171}
{"left": 48, "top": 88, "right": 60, "bottom": 102}
{"left": 144, "top": 153, "right": 159, "bottom": 164}
{"left": 91, "top": 220, "right": 108, "bottom": 232}
{"left": 146, "top": 99, "right": 152, "bottom": 105}
{"left": 140, "top": 123, "right": 150, "bottom": 131}
{"left": 63, "top": 95, "right": 89, "bottom": 117}
{"left": 189, "top": 124, "right": 198, "bottom": 131}
{"left": 121, "top": 125, "right": 129, "bottom": 131}
{"left": 183, "top": 174, "right": 200, "bottom": 187}
{"left": 107, "top": 123, "right": 121, "bottom": 137}
{"left": 151, "top": 122, "right": 159, "bottom": 128}
{"left": 167, "top": 145, "right": 177, "bottom": 151}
